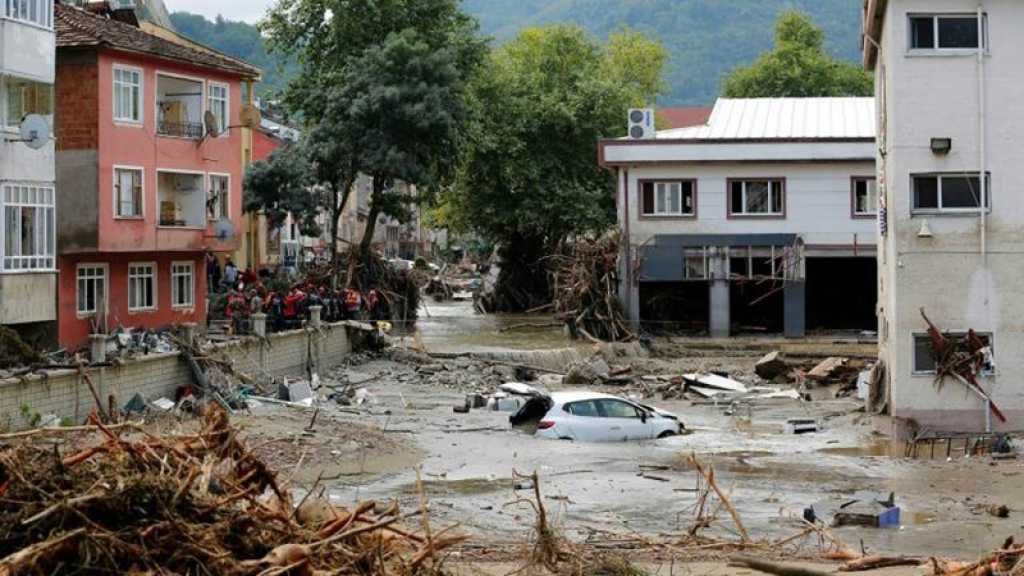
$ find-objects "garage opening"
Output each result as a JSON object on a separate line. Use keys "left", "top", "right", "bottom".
{"left": 639, "top": 281, "right": 709, "bottom": 334}
{"left": 805, "top": 257, "right": 877, "bottom": 331}
{"left": 729, "top": 249, "right": 785, "bottom": 334}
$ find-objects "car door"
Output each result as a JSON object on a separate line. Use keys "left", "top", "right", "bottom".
{"left": 561, "top": 400, "right": 607, "bottom": 441}
{"left": 596, "top": 399, "right": 652, "bottom": 441}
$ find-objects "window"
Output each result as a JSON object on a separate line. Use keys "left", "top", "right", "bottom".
{"left": 2, "top": 184, "right": 55, "bottom": 271}
{"left": 128, "top": 263, "right": 156, "bottom": 311}
{"left": 565, "top": 401, "right": 599, "bottom": 417}
{"left": 4, "top": 78, "right": 53, "bottom": 128}
{"left": 913, "top": 333, "right": 993, "bottom": 375}
{"left": 909, "top": 14, "right": 986, "bottom": 50}
{"left": 207, "top": 83, "right": 229, "bottom": 136}
{"left": 683, "top": 247, "right": 708, "bottom": 280}
{"left": 853, "top": 177, "right": 878, "bottom": 217}
{"left": 641, "top": 180, "right": 696, "bottom": 217}
{"left": 76, "top": 264, "right": 106, "bottom": 315}
{"left": 171, "top": 262, "right": 194, "bottom": 308}
{"left": 208, "top": 174, "right": 229, "bottom": 220}
{"left": 596, "top": 399, "right": 640, "bottom": 419}
{"left": 114, "top": 167, "right": 143, "bottom": 218}
{"left": 912, "top": 173, "right": 989, "bottom": 213}
{"left": 4, "top": 0, "right": 51, "bottom": 27}
{"left": 113, "top": 66, "right": 142, "bottom": 123}
{"left": 729, "top": 179, "right": 785, "bottom": 217}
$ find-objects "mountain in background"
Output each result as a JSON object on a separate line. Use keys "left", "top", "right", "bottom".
{"left": 169, "top": 0, "right": 863, "bottom": 105}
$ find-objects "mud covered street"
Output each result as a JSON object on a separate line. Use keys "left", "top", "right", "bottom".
{"left": 231, "top": 301, "right": 1024, "bottom": 566}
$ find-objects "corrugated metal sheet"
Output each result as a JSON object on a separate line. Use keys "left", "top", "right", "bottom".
{"left": 655, "top": 97, "right": 875, "bottom": 140}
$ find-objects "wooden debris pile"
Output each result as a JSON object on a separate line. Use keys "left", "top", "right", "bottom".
{"left": 920, "top": 308, "right": 1005, "bottom": 423}
{"left": 551, "top": 234, "right": 636, "bottom": 343}
{"left": 0, "top": 406, "right": 464, "bottom": 575}
{"left": 925, "top": 539, "right": 1024, "bottom": 575}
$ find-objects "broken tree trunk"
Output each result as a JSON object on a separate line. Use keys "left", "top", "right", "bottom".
{"left": 728, "top": 556, "right": 831, "bottom": 576}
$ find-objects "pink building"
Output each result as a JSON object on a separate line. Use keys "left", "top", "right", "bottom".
{"left": 54, "top": 4, "right": 260, "bottom": 348}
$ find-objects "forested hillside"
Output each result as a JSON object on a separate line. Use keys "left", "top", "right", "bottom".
{"left": 170, "top": 0, "right": 863, "bottom": 104}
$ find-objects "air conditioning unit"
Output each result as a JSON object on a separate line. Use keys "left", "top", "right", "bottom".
{"left": 627, "top": 108, "right": 655, "bottom": 139}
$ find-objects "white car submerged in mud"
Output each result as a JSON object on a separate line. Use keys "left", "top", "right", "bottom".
{"left": 510, "top": 391, "right": 683, "bottom": 442}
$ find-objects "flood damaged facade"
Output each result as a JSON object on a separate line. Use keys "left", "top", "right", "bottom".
{"left": 865, "top": 0, "right": 1023, "bottom": 431}
{"left": 602, "top": 98, "right": 878, "bottom": 338}
{"left": 53, "top": 3, "right": 259, "bottom": 348}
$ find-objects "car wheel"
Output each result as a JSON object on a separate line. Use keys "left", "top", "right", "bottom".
{"left": 657, "top": 430, "right": 677, "bottom": 439}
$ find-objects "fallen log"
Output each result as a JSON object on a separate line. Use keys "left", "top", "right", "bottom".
{"left": 840, "top": 555, "right": 923, "bottom": 572}
{"left": 728, "top": 555, "right": 831, "bottom": 576}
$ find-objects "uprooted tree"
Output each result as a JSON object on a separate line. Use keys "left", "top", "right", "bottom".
{"left": 438, "top": 25, "right": 667, "bottom": 311}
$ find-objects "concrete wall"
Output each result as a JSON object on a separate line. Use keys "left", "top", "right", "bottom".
{"left": 0, "top": 18, "right": 55, "bottom": 83}
{"left": 876, "top": 0, "right": 1024, "bottom": 431}
{"left": 0, "top": 322, "right": 355, "bottom": 431}
{"left": 622, "top": 162, "right": 877, "bottom": 249}
{"left": 56, "top": 150, "right": 100, "bottom": 253}
{"left": 0, "top": 273, "right": 56, "bottom": 324}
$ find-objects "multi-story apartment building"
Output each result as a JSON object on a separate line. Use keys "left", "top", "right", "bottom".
{"left": 0, "top": 0, "right": 58, "bottom": 337}
{"left": 864, "top": 0, "right": 1020, "bottom": 431}
{"left": 601, "top": 97, "right": 878, "bottom": 337}
{"left": 54, "top": 3, "right": 259, "bottom": 348}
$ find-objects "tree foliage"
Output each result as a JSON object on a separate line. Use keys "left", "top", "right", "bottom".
{"left": 722, "top": 10, "right": 872, "bottom": 98}
{"left": 443, "top": 25, "right": 665, "bottom": 245}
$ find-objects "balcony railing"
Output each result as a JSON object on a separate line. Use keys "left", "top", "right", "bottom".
{"left": 157, "top": 120, "right": 204, "bottom": 139}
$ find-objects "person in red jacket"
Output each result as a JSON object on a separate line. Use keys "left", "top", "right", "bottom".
{"left": 283, "top": 286, "right": 306, "bottom": 328}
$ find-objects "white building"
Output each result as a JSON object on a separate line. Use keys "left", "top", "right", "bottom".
{"left": 600, "top": 97, "right": 877, "bottom": 338}
{"left": 865, "top": 0, "right": 1021, "bottom": 432}
{"left": 0, "top": 0, "right": 57, "bottom": 335}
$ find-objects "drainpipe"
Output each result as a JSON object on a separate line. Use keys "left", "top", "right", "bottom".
{"left": 977, "top": 3, "right": 987, "bottom": 260}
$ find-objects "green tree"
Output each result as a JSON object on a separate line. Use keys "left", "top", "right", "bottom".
{"left": 722, "top": 10, "right": 872, "bottom": 98}
{"left": 441, "top": 25, "right": 666, "bottom": 310}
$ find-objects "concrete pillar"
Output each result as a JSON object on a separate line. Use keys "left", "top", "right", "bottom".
{"left": 252, "top": 313, "right": 267, "bottom": 337}
{"left": 784, "top": 281, "right": 806, "bottom": 338}
{"left": 89, "top": 334, "right": 106, "bottom": 364}
{"left": 308, "top": 305, "right": 322, "bottom": 329}
{"left": 179, "top": 323, "right": 197, "bottom": 347}
{"left": 708, "top": 250, "right": 730, "bottom": 338}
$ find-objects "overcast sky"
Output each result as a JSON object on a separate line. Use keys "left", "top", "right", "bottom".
{"left": 165, "top": 0, "right": 276, "bottom": 23}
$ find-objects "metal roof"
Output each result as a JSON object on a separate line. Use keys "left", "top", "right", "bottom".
{"left": 654, "top": 97, "right": 875, "bottom": 141}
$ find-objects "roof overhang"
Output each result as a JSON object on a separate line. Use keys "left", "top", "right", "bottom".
{"left": 598, "top": 138, "right": 876, "bottom": 167}
{"left": 862, "top": 0, "right": 888, "bottom": 70}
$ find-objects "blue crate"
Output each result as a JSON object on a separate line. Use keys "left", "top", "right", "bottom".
{"left": 877, "top": 506, "right": 901, "bottom": 528}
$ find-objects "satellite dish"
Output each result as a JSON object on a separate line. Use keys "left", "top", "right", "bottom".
{"left": 19, "top": 115, "right": 50, "bottom": 150}
{"left": 214, "top": 218, "right": 235, "bottom": 240}
{"left": 204, "top": 109, "right": 220, "bottom": 138}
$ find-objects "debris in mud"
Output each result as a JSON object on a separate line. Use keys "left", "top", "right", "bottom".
{"left": 551, "top": 233, "right": 636, "bottom": 343}
{"left": 0, "top": 406, "right": 462, "bottom": 575}
{"left": 755, "top": 351, "right": 789, "bottom": 380}
{"left": 924, "top": 540, "right": 1024, "bottom": 575}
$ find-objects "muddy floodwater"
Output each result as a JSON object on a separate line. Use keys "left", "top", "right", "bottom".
{"left": 317, "top": 302, "right": 1022, "bottom": 562}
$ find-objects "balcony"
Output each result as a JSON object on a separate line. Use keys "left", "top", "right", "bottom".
{"left": 156, "top": 74, "right": 203, "bottom": 139}
{"left": 157, "top": 171, "right": 206, "bottom": 228}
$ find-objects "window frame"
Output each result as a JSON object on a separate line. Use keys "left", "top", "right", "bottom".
{"left": 727, "top": 178, "right": 786, "bottom": 219}
{"left": 207, "top": 173, "right": 230, "bottom": 220}
{"left": 206, "top": 81, "right": 230, "bottom": 137}
{"left": 112, "top": 64, "right": 144, "bottom": 125}
{"left": 638, "top": 179, "right": 698, "bottom": 219}
{"left": 113, "top": 165, "right": 144, "bottom": 219}
{"left": 2, "top": 182, "right": 56, "bottom": 272}
{"left": 910, "top": 172, "right": 991, "bottom": 215}
{"left": 3, "top": 0, "right": 52, "bottom": 29}
{"left": 76, "top": 263, "right": 108, "bottom": 317}
{"left": 907, "top": 13, "right": 988, "bottom": 54}
{"left": 912, "top": 332, "right": 994, "bottom": 376}
{"left": 127, "top": 262, "right": 157, "bottom": 312}
{"left": 170, "top": 261, "right": 195, "bottom": 309}
{"left": 3, "top": 76, "right": 54, "bottom": 130}
{"left": 595, "top": 399, "right": 642, "bottom": 419}
{"left": 851, "top": 176, "right": 878, "bottom": 219}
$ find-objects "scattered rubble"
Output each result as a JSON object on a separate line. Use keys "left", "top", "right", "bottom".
{"left": 755, "top": 350, "right": 789, "bottom": 380}
{"left": 551, "top": 233, "right": 636, "bottom": 342}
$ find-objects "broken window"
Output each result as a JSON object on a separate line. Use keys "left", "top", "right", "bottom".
{"left": 913, "top": 332, "right": 994, "bottom": 374}
{"left": 640, "top": 180, "right": 696, "bottom": 216}
{"left": 729, "top": 179, "right": 784, "bottom": 217}
{"left": 852, "top": 177, "right": 877, "bottom": 217}
{"left": 912, "top": 173, "right": 989, "bottom": 213}
{"left": 909, "top": 14, "right": 986, "bottom": 50}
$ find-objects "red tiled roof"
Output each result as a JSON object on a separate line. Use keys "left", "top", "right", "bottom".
{"left": 658, "top": 107, "right": 713, "bottom": 129}
{"left": 55, "top": 3, "right": 260, "bottom": 78}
